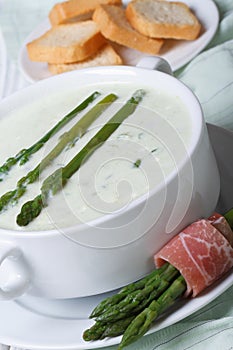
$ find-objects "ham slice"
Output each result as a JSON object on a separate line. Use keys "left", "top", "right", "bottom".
{"left": 208, "top": 212, "right": 233, "bottom": 247}
{"left": 154, "top": 218, "right": 233, "bottom": 297}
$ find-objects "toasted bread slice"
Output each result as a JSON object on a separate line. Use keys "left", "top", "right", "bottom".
{"left": 27, "top": 21, "right": 106, "bottom": 64}
{"left": 126, "top": 0, "right": 201, "bottom": 40}
{"left": 92, "top": 5, "right": 164, "bottom": 55}
{"left": 48, "top": 44, "right": 122, "bottom": 74}
{"left": 49, "top": 0, "right": 122, "bottom": 26}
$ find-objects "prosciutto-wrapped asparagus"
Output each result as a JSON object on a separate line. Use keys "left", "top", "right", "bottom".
{"left": 83, "top": 210, "right": 233, "bottom": 349}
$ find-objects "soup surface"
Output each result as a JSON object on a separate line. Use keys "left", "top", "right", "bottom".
{"left": 0, "top": 83, "right": 191, "bottom": 231}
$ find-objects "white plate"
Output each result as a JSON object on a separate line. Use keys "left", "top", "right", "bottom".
{"left": 0, "top": 28, "right": 7, "bottom": 98}
{"left": 19, "top": 0, "right": 219, "bottom": 83}
{"left": 0, "top": 123, "right": 232, "bottom": 350}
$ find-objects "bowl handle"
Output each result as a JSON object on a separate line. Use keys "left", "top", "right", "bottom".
{"left": 0, "top": 242, "right": 30, "bottom": 300}
{"left": 136, "top": 56, "right": 173, "bottom": 76}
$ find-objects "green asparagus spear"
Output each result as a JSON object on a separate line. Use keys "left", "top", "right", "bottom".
{"left": 83, "top": 321, "right": 109, "bottom": 341}
{"left": 0, "top": 91, "right": 100, "bottom": 181}
{"left": 224, "top": 207, "right": 233, "bottom": 230}
{"left": 83, "top": 316, "right": 135, "bottom": 341}
{"left": 120, "top": 262, "right": 169, "bottom": 294}
{"left": 95, "top": 264, "right": 179, "bottom": 323}
{"left": 16, "top": 89, "right": 146, "bottom": 226}
{"left": 0, "top": 94, "right": 117, "bottom": 212}
{"left": 101, "top": 317, "right": 135, "bottom": 339}
{"left": 90, "top": 263, "right": 169, "bottom": 318}
{"left": 118, "top": 275, "right": 187, "bottom": 350}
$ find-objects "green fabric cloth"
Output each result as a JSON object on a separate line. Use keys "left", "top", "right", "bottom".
{"left": 0, "top": 1, "right": 233, "bottom": 349}
{"left": 176, "top": 0, "right": 233, "bottom": 130}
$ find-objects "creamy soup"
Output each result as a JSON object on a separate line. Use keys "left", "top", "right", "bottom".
{"left": 0, "top": 83, "right": 191, "bottom": 231}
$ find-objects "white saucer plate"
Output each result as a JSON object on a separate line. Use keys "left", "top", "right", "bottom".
{"left": 0, "top": 123, "right": 232, "bottom": 350}
{"left": 19, "top": 0, "right": 219, "bottom": 83}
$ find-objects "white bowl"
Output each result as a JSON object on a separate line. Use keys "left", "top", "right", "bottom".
{"left": 0, "top": 59, "right": 220, "bottom": 300}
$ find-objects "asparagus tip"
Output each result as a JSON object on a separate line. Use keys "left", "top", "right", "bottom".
{"left": 16, "top": 195, "right": 44, "bottom": 226}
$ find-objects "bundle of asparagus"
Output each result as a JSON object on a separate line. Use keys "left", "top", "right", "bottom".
{"left": 83, "top": 263, "right": 186, "bottom": 348}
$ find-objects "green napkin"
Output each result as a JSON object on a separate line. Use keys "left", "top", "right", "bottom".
{"left": 176, "top": 0, "right": 233, "bottom": 130}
